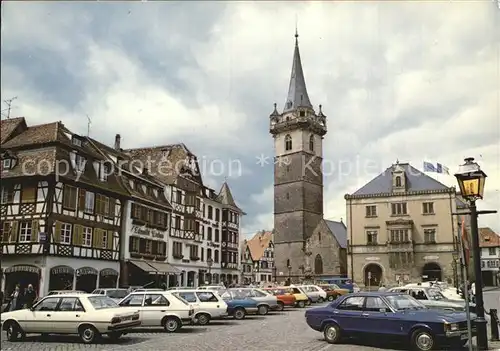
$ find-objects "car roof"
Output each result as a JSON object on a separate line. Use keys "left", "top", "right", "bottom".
{"left": 346, "top": 292, "right": 405, "bottom": 297}
{"left": 45, "top": 293, "right": 102, "bottom": 298}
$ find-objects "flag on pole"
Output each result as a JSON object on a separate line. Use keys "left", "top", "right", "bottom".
{"left": 423, "top": 161, "right": 436, "bottom": 172}
{"left": 436, "top": 163, "right": 450, "bottom": 174}
{"left": 461, "top": 216, "right": 471, "bottom": 266}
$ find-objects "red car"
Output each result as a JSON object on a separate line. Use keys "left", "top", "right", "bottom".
{"left": 263, "top": 288, "right": 296, "bottom": 311}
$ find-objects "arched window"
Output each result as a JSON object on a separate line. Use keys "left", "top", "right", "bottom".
{"left": 395, "top": 176, "right": 402, "bottom": 187}
{"left": 314, "top": 254, "right": 323, "bottom": 275}
{"left": 284, "top": 134, "right": 292, "bottom": 151}
{"left": 286, "top": 259, "right": 291, "bottom": 268}
{"left": 309, "top": 134, "right": 314, "bottom": 152}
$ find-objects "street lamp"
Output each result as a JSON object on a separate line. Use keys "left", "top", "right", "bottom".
{"left": 287, "top": 264, "right": 292, "bottom": 284}
{"left": 207, "top": 258, "right": 213, "bottom": 284}
{"left": 272, "top": 266, "right": 277, "bottom": 283}
{"left": 454, "top": 157, "right": 488, "bottom": 350}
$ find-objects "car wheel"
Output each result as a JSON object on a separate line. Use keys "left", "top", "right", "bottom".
{"left": 411, "top": 329, "right": 435, "bottom": 351}
{"left": 233, "top": 308, "right": 246, "bottom": 320}
{"left": 258, "top": 305, "right": 269, "bottom": 315}
{"left": 5, "top": 321, "right": 22, "bottom": 342}
{"left": 108, "top": 332, "right": 123, "bottom": 341}
{"left": 306, "top": 299, "right": 312, "bottom": 306}
{"left": 276, "top": 302, "right": 284, "bottom": 311}
{"left": 163, "top": 317, "right": 181, "bottom": 333}
{"left": 196, "top": 313, "right": 211, "bottom": 325}
{"left": 327, "top": 295, "right": 334, "bottom": 302}
{"left": 297, "top": 301, "right": 306, "bottom": 308}
{"left": 323, "top": 323, "right": 341, "bottom": 344}
{"left": 318, "top": 297, "right": 324, "bottom": 303}
{"left": 79, "top": 325, "right": 100, "bottom": 344}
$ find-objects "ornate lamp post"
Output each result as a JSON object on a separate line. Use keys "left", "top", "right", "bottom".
{"left": 207, "top": 258, "right": 213, "bottom": 284}
{"left": 454, "top": 157, "right": 489, "bottom": 350}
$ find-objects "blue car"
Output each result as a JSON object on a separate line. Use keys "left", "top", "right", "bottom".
{"left": 305, "top": 292, "right": 476, "bottom": 351}
{"left": 221, "top": 292, "right": 259, "bottom": 320}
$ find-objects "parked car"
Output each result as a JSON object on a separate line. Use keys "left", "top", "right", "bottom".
{"left": 1, "top": 294, "right": 140, "bottom": 343}
{"left": 388, "top": 286, "right": 475, "bottom": 313}
{"left": 118, "top": 291, "right": 194, "bottom": 332}
{"left": 296, "top": 285, "right": 327, "bottom": 303}
{"left": 352, "top": 283, "right": 361, "bottom": 293}
{"left": 171, "top": 289, "right": 228, "bottom": 325}
{"left": 198, "top": 285, "right": 227, "bottom": 295}
{"left": 220, "top": 291, "right": 259, "bottom": 320}
{"left": 262, "top": 287, "right": 296, "bottom": 310}
{"left": 91, "top": 289, "right": 129, "bottom": 303}
{"left": 317, "top": 284, "right": 348, "bottom": 301}
{"left": 283, "top": 286, "right": 310, "bottom": 308}
{"left": 404, "top": 282, "right": 464, "bottom": 301}
{"left": 225, "top": 288, "right": 279, "bottom": 315}
{"left": 132, "top": 288, "right": 164, "bottom": 293}
{"left": 305, "top": 292, "right": 476, "bottom": 350}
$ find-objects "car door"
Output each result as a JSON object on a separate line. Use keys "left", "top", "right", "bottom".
{"left": 142, "top": 294, "right": 170, "bottom": 326}
{"left": 119, "top": 294, "right": 145, "bottom": 323}
{"left": 361, "top": 296, "right": 401, "bottom": 335}
{"left": 51, "top": 297, "right": 83, "bottom": 334}
{"left": 333, "top": 296, "right": 365, "bottom": 333}
{"left": 196, "top": 291, "right": 221, "bottom": 316}
{"left": 26, "top": 297, "right": 61, "bottom": 333}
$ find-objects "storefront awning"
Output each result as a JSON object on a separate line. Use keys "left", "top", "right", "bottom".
{"left": 146, "top": 261, "right": 181, "bottom": 275}
{"left": 129, "top": 260, "right": 158, "bottom": 273}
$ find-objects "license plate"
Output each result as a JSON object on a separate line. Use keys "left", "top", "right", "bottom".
{"left": 121, "top": 316, "right": 131, "bottom": 321}
{"left": 461, "top": 334, "right": 468, "bottom": 340}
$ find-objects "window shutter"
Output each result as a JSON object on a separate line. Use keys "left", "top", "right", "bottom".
{"left": 31, "top": 220, "right": 40, "bottom": 242}
{"left": 78, "top": 189, "right": 86, "bottom": 210}
{"left": 93, "top": 228, "right": 100, "bottom": 247}
{"left": 107, "top": 230, "right": 113, "bottom": 250}
{"left": 54, "top": 221, "right": 62, "bottom": 243}
{"left": 73, "top": 225, "right": 82, "bottom": 246}
{"left": 10, "top": 221, "right": 19, "bottom": 242}
{"left": 109, "top": 198, "right": 116, "bottom": 218}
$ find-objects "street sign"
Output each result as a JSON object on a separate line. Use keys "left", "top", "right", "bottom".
{"left": 368, "top": 272, "right": 372, "bottom": 279}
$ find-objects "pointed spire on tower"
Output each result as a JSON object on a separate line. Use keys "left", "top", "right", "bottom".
{"left": 284, "top": 27, "right": 313, "bottom": 113}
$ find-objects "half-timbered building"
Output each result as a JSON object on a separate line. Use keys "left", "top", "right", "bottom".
{"left": 1, "top": 118, "right": 128, "bottom": 296}
{"left": 243, "top": 231, "right": 275, "bottom": 284}
{"left": 217, "top": 182, "right": 245, "bottom": 285}
{"left": 87, "top": 135, "right": 178, "bottom": 288}
{"left": 125, "top": 143, "right": 244, "bottom": 287}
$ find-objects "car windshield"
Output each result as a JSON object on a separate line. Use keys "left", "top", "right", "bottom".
{"left": 385, "top": 294, "right": 427, "bottom": 311}
{"left": 88, "top": 296, "right": 119, "bottom": 309}
{"left": 427, "top": 289, "right": 445, "bottom": 300}
{"left": 172, "top": 294, "right": 189, "bottom": 305}
{"left": 106, "top": 289, "right": 129, "bottom": 299}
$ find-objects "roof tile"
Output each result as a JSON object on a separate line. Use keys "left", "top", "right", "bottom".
{"left": 246, "top": 231, "right": 273, "bottom": 261}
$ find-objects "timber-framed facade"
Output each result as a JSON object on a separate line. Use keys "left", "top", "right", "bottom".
{"left": 1, "top": 118, "right": 128, "bottom": 296}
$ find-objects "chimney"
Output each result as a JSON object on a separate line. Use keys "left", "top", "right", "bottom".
{"left": 114, "top": 134, "right": 121, "bottom": 150}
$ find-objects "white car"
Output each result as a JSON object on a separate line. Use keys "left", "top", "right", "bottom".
{"left": 404, "top": 283, "right": 464, "bottom": 301}
{"left": 118, "top": 291, "right": 194, "bottom": 332}
{"left": 91, "top": 289, "right": 129, "bottom": 303}
{"left": 1, "top": 294, "right": 140, "bottom": 344}
{"left": 172, "top": 289, "right": 228, "bottom": 325}
{"left": 296, "top": 285, "right": 327, "bottom": 303}
{"left": 199, "top": 285, "right": 227, "bottom": 295}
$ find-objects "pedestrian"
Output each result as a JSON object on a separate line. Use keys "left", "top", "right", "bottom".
{"left": 9, "top": 285, "right": 22, "bottom": 311}
{"left": 378, "top": 284, "right": 387, "bottom": 292}
{"left": 24, "top": 284, "right": 37, "bottom": 308}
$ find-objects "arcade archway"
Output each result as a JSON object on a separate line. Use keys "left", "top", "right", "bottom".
{"left": 364, "top": 263, "right": 383, "bottom": 288}
{"left": 422, "top": 262, "right": 442, "bottom": 282}
{"left": 75, "top": 267, "right": 98, "bottom": 292}
{"left": 49, "top": 265, "right": 74, "bottom": 291}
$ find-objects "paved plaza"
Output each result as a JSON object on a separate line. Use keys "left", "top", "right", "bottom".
{"left": 1, "top": 291, "right": 499, "bottom": 351}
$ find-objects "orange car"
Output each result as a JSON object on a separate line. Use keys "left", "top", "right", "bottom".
{"left": 263, "top": 287, "right": 296, "bottom": 311}
{"left": 318, "top": 284, "right": 349, "bottom": 301}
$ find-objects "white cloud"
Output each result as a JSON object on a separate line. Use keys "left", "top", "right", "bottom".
{"left": 1, "top": 2, "right": 499, "bottom": 234}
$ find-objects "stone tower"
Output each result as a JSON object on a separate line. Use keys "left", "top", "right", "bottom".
{"left": 269, "top": 31, "right": 327, "bottom": 281}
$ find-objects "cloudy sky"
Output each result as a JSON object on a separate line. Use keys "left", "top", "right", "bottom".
{"left": 2, "top": 2, "right": 499, "bottom": 236}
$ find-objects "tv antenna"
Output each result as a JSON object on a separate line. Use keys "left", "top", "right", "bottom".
{"left": 86, "top": 114, "right": 92, "bottom": 136}
{"left": 1, "top": 97, "right": 18, "bottom": 119}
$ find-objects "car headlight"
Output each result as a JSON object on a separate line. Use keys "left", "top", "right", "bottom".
{"left": 445, "top": 323, "right": 459, "bottom": 331}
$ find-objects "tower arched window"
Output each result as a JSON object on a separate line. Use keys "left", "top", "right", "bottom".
{"left": 395, "top": 176, "right": 402, "bottom": 187}
{"left": 314, "top": 254, "right": 323, "bottom": 275}
{"left": 309, "top": 134, "right": 314, "bottom": 152}
{"left": 284, "top": 134, "right": 292, "bottom": 151}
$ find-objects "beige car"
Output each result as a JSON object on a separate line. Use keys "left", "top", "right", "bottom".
{"left": 1, "top": 294, "right": 140, "bottom": 344}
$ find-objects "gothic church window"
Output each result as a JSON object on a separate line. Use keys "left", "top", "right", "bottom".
{"left": 395, "top": 176, "right": 402, "bottom": 187}
{"left": 314, "top": 254, "right": 323, "bottom": 275}
{"left": 285, "top": 134, "right": 292, "bottom": 151}
{"left": 309, "top": 134, "right": 314, "bottom": 152}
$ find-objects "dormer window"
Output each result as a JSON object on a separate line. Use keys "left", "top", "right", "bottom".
{"left": 2, "top": 158, "right": 13, "bottom": 170}
{"left": 129, "top": 180, "right": 134, "bottom": 189}
{"left": 70, "top": 152, "right": 86, "bottom": 173}
{"left": 1, "top": 152, "right": 17, "bottom": 171}
{"left": 300, "top": 110, "right": 305, "bottom": 117}
{"left": 284, "top": 134, "right": 292, "bottom": 151}
{"left": 395, "top": 176, "right": 402, "bottom": 187}
{"left": 72, "top": 136, "right": 82, "bottom": 147}
{"left": 98, "top": 163, "right": 110, "bottom": 182}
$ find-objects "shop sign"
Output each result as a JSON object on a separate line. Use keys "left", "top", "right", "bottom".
{"left": 5, "top": 265, "right": 40, "bottom": 274}
{"left": 51, "top": 266, "right": 74, "bottom": 275}
{"left": 76, "top": 267, "right": 98, "bottom": 276}
{"left": 131, "top": 225, "right": 165, "bottom": 239}
{"left": 100, "top": 268, "right": 119, "bottom": 276}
